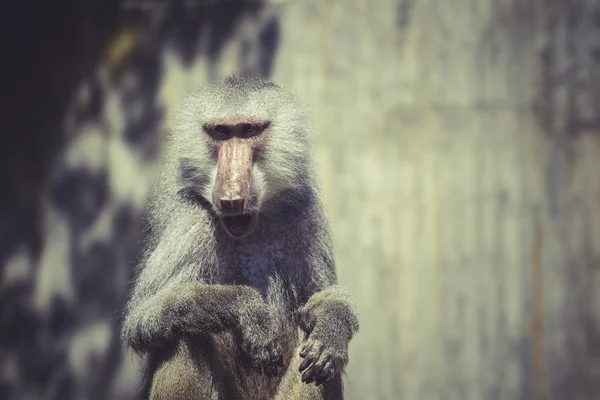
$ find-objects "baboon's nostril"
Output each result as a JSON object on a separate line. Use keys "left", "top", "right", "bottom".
{"left": 220, "top": 198, "right": 245, "bottom": 214}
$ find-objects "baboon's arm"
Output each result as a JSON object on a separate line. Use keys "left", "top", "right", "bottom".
{"left": 123, "top": 280, "right": 268, "bottom": 354}
{"left": 120, "top": 216, "right": 268, "bottom": 355}
{"left": 295, "top": 213, "right": 360, "bottom": 347}
{"left": 293, "top": 211, "right": 360, "bottom": 385}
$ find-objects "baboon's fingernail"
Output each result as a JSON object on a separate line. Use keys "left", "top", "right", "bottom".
{"left": 299, "top": 358, "right": 311, "bottom": 371}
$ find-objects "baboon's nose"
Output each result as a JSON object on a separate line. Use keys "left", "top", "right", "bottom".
{"left": 220, "top": 198, "right": 245, "bottom": 214}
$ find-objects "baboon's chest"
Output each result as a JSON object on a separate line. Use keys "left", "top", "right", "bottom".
{"left": 219, "top": 245, "right": 284, "bottom": 294}
{"left": 237, "top": 250, "right": 271, "bottom": 290}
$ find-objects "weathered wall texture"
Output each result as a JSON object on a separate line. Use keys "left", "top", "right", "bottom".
{"left": 1, "top": 1, "right": 600, "bottom": 399}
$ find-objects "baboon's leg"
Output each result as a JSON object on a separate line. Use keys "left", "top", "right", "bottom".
{"left": 145, "top": 338, "right": 218, "bottom": 400}
{"left": 274, "top": 350, "right": 343, "bottom": 400}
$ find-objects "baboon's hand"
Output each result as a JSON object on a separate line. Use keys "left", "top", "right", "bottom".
{"left": 298, "top": 325, "right": 349, "bottom": 386}
{"left": 296, "top": 285, "right": 359, "bottom": 385}
{"left": 239, "top": 306, "right": 285, "bottom": 377}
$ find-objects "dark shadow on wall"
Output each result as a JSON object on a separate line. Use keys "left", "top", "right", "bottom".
{"left": 0, "top": 1, "right": 280, "bottom": 399}
{"left": 528, "top": 6, "right": 600, "bottom": 400}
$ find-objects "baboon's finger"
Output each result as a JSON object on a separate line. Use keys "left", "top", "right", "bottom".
{"left": 299, "top": 342, "right": 312, "bottom": 358}
{"left": 299, "top": 356, "right": 312, "bottom": 372}
{"left": 314, "top": 359, "right": 335, "bottom": 386}
{"left": 302, "top": 362, "right": 324, "bottom": 384}
{"left": 299, "top": 339, "right": 323, "bottom": 370}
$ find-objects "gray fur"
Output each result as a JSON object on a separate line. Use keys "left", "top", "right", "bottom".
{"left": 120, "top": 76, "right": 359, "bottom": 400}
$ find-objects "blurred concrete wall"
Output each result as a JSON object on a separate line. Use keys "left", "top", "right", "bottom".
{"left": 2, "top": 1, "right": 600, "bottom": 399}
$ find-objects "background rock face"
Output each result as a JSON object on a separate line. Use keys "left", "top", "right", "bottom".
{"left": 2, "top": 1, "right": 600, "bottom": 399}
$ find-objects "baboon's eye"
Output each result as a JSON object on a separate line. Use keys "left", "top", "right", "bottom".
{"left": 242, "top": 124, "right": 255, "bottom": 133}
{"left": 215, "top": 125, "right": 228, "bottom": 134}
{"left": 210, "top": 125, "right": 230, "bottom": 139}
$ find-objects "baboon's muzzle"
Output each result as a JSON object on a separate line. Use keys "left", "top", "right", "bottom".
{"left": 213, "top": 137, "right": 257, "bottom": 238}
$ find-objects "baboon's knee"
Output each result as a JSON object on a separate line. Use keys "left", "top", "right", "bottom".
{"left": 149, "top": 341, "right": 215, "bottom": 400}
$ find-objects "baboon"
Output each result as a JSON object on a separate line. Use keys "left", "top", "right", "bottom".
{"left": 121, "top": 76, "right": 360, "bottom": 400}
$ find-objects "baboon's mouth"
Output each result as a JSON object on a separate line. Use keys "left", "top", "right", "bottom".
{"left": 221, "top": 214, "right": 256, "bottom": 238}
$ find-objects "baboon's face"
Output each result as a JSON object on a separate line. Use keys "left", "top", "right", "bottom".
{"left": 173, "top": 83, "right": 310, "bottom": 239}
{"left": 203, "top": 119, "right": 270, "bottom": 239}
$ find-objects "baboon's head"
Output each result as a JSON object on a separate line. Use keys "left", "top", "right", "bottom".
{"left": 169, "top": 76, "right": 312, "bottom": 239}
